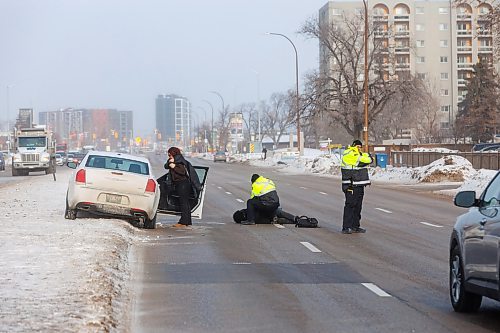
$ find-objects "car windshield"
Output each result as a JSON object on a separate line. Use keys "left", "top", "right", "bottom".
{"left": 18, "top": 137, "right": 46, "bottom": 148}
{"left": 216, "top": 152, "right": 225, "bottom": 156}
{"left": 86, "top": 155, "right": 149, "bottom": 175}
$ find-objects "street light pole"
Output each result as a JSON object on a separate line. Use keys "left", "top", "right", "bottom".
{"left": 209, "top": 91, "right": 225, "bottom": 150}
{"left": 251, "top": 69, "right": 261, "bottom": 142}
{"left": 266, "top": 32, "right": 301, "bottom": 155}
{"left": 202, "top": 99, "right": 214, "bottom": 151}
{"left": 363, "top": 0, "right": 370, "bottom": 152}
{"left": 6, "top": 85, "right": 12, "bottom": 154}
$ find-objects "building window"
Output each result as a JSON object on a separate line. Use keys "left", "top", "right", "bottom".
{"left": 440, "top": 72, "right": 449, "bottom": 80}
{"left": 440, "top": 122, "right": 450, "bottom": 129}
{"left": 416, "top": 40, "right": 425, "bottom": 47}
{"left": 440, "top": 56, "right": 448, "bottom": 63}
{"left": 417, "top": 73, "right": 427, "bottom": 79}
{"left": 441, "top": 89, "right": 449, "bottom": 96}
{"left": 416, "top": 7, "right": 424, "bottom": 14}
{"left": 416, "top": 24, "right": 425, "bottom": 31}
{"left": 439, "top": 23, "right": 448, "bottom": 31}
{"left": 438, "top": 7, "right": 449, "bottom": 14}
{"left": 441, "top": 105, "right": 451, "bottom": 112}
{"left": 417, "top": 56, "right": 425, "bottom": 63}
{"left": 440, "top": 40, "right": 448, "bottom": 47}
{"left": 332, "top": 8, "right": 342, "bottom": 16}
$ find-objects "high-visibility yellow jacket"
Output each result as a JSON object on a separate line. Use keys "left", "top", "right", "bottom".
{"left": 251, "top": 176, "right": 277, "bottom": 198}
{"left": 341, "top": 146, "right": 373, "bottom": 187}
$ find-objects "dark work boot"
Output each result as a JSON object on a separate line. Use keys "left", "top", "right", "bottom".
{"left": 341, "top": 227, "right": 352, "bottom": 234}
{"left": 352, "top": 227, "right": 366, "bottom": 233}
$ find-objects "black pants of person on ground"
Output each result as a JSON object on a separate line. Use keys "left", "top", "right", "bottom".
{"left": 246, "top": 197, "right": 279, "bottom": 222}
{"left": 175, "top": 179, "right": 192, "bottom": 225}
{"left": 342, "top": 186, "right": 364, "bottom": 229}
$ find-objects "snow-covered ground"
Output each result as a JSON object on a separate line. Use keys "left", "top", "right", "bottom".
{"left": 0, "top": 149, "right": 497, "bottom": 332}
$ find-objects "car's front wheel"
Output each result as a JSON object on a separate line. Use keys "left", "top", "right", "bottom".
{"left": 144, "top": 214, "right": 157, "bottom": 229}
{"left": 450, "top": 245, "right": 482, "bottom": 312}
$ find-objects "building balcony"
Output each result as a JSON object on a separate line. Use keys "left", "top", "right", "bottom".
{"left": 457, "top": 46, "right": 472, "bottom": 53}
{"left": 456, "top": 13, "right": 472, "bottom": 21}
{"left": 457, "top": 30, "right": 472, "bottom": 36}
{"left": 394, "top": 15, "right": 410, "bottom": 21}
{"left": 374, "top": 31, "right": 389, "bottom": 38}
{"left": 395, "top": 63, "right": 411, "bottom": 70}
{"left": 457, "top": 79, "right": 467, "bottom": 87}
{"left": 457, "top": 63, "right": 474, "bottom": 70}
{"left": 477, "top": 30, "right": 492, "bottom": 37}
{"left": 373, "top": 15, "right": 389, "bottom": 22}
{"left": 477, "top": 13, "right": 490, "bottom": 21}
{"left": 394, "top": 31, "right": 410, "bottom": 37}
{"left": 478, "top": 46, "right": 493, "bottom": 53}
{"left": 394, "top": 47, "right": 410, "bottom": 53}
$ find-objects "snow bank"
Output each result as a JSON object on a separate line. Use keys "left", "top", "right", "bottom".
{"left": 0, "top": 170, "right": 138, "bottom": 332}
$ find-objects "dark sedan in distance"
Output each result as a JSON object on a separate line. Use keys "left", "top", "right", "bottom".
{"left": 449, "top": 171, "right": 500, "bottom": 312}
{"left": 213, "top": 151, "right": 226, "bottom": 162}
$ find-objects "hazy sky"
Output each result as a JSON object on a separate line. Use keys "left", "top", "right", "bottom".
{"left": 0, "top": 0, "right": 329, "bottom": 136}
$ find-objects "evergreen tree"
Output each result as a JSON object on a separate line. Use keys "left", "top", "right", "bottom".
{"left": 456, "top": 62, "right": 499, "bottom": 143}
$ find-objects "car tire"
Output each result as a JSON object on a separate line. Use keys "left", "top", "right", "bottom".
{"left": 450, "top": 245, "right": 482, "bottom": 312}
{"left": 144, "top": 214, "right": 157, "bottom": 229}
{"left": 64, "top": 196, "right": 77, "bottom": 220}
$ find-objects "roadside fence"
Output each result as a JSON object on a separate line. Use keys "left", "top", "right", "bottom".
{"left": 391, "top": 151, "right": 500, "bottom": 170}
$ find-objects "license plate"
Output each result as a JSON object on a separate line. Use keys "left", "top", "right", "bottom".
{"left": 106, "top": 194, "right": 122, "bottom": 204}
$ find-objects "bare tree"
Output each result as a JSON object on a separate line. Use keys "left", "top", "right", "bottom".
{"left": 261, "top": 92, "right": 295, "bottom": 149}
{"left": 300, "top": 13, "right": 421, "bottom": 141}
{"left": 215, "top": 105, "right": 232, "bottom": 151}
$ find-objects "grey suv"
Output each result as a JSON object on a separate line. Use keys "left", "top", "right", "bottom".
{"left": 450, "top": 171, "right": 500, "bottom": 312}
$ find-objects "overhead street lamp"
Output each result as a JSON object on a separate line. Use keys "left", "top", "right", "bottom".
{"left": 265, "top": 32, "right": 301, "bottom": 155}
{"left": 209, "top": 91, "right": 225, "bottom": 150}
{"left": 202, "top": 99, "right": 214, "bottom": 151}
{"left": 363, "top": 0, "right": 369, "bottom": 151}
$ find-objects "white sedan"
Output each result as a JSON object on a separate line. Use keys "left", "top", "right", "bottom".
{"left": 64, "top": 151, "right": 209, "bottom": 229}
{"left": 65, "top": 151, "right": 160, "bottom": 228}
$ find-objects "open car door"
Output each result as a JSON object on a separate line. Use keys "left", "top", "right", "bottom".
{"left": 156, "top": 166, "right": 209, "bottom": 219}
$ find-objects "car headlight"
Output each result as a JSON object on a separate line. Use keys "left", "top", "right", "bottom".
{"left": 13, "top": 154, "right": 21, "bottom": 162}
{"left": 40, "top": 153, "right": 50, "bottom": 162}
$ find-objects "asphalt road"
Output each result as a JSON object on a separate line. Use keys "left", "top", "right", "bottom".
{"left": 128, "top": 154, "right": 500, "bottom": 333}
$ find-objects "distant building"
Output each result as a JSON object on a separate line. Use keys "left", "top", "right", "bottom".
{"left": 39, "top": 108, "right": 133, "bottom": 151}
{"left": 319, "top": 0, "right": 498, "bottom": 133}
{"left": 155, "top": 94, "right": 191, "bottom": 147}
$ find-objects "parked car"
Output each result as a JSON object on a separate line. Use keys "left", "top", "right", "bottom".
{"left": 213, "top": 151, "right": 227, "bottom": 162}
{"left": 65, "top": 151, "right": 209, "bottom": 229}
{"left": 55, "top": 153, "right": 65, "bottom": 166}
{"left": 449, "top": 170, "right": 500, "bottom": 312}
{"left": 0, "top": 152, "right": 5, "bottom": 171}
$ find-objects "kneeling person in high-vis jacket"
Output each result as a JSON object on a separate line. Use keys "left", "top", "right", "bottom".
{"left": 341, "top": 140, "right": 373, "bottom": 234}
{"left": 242, "top": 174, "right": 280, "bottom": 225}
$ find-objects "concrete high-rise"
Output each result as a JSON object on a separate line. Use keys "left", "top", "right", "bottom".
{"left": 155, "top": 94, "right": 191, "bottom": 147}
{"left": 319, "top": 0, "right": 498, "bottom": 134}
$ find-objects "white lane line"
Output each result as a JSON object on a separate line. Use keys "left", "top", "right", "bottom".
{"left": 319, "top": 191, "right": 328, "bottom": 195}
{"left": 236, "top": 199, "right": 244, "bottom": 203}
{"left": 300, "top": 242, "right": 322, "bottom": 253}
{"left": 225, "top": 191, "right": 232, "bottom": 195}
{"left": 274, "top": 224, "right": 285, "bottom": 229}
{"left": 233, "top": 262, "right": 251, "bottom": 265}
{"left": 217, "top": 186, "right": 222, "bottom": 189}
{"left": 361, "top": 283, "right": 392, "bottom": 297}
{"left": 300, "top": 186, "right": 308, "bottom": 190}
{"left": 420, "top": 222, "right": 444, "bottom": 228}
{"left": 375, "top": 208, "right": 392, "bottom": 214}
{"left": 203, "top": 222, "right": 226, "bottom": 225}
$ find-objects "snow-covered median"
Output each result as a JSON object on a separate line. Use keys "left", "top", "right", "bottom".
{"left": 0, "top": 169, "right": 138, "bottom": 332}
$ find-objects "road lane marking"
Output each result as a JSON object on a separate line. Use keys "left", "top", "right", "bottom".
{"left": 225, "top": 191, "right": 232, "bottom": 195}
{"left": 300, "top": 186, "right": 308, "bottom": 190}
{"left": 361, "top": 283, "right": 392, "bottom": 297}
{"left": 236, "top": 199, "right": 244, "bottom": 203}
{"left": 300, "top": 242, "right": 322, "bottom": 253}
{"left": 202, "top": 222, "right": 226, "bottom": 225}
{"left": 274, "top": 224, "right": 285, "bottom": 229}
{"left": 217, "top": 186, "right": 222, "bottom": 189}
{"left": 375, "top": 208, "right": 392, "bottom": 214}
{"left": 233, "top": 262, "right": 251, "bottom": 265}
{"left": 319, "top": 191, "right": 328, "bottom": 195}
{"left": 420, "top": 222, "right": 443, "bottom": 228}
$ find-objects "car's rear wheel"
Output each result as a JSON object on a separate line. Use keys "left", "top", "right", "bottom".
{"left": 450, "top": 245, "right": 482, "bottom": 312}
{"left": 144, "top": 214, "right": 157, "bottom": 229}
{"left": 64, "top": 196, "right": 77, "bottom": 220}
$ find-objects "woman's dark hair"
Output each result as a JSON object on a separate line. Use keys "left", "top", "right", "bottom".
{"left": 168, "top": 147, "right": 182, "bottom": 156}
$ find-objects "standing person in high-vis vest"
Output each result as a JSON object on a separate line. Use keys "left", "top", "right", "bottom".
{"left": 341, "top": 140, "right": 373, "bottom": 234}
{"left": 242, "top": 174, "right": 280, "bottom": 225}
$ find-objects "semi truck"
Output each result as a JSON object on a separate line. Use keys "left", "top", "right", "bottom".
{"left": 11, "top": 126, "right": 56, "bottom": 176}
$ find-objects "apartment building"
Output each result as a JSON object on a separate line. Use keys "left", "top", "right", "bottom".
{"left": 155, "top": 94, "right": 191, "bottom": 147}
{"left": 319, "top": 0, "right": 497, "bottom": 133}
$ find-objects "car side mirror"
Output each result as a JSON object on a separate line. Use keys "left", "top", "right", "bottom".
{"left": 67, "top": 162, "right": 77, "bottom": 169}
{"left": 454, "top": 191, "right": 477, "bottom": 208}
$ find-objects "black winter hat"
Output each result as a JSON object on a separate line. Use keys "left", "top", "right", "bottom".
{"left": 251, "top": 174, "right": 260, "bottom": 183}
{"left": 352, "top": 140, "right": 363, "bottom": 146}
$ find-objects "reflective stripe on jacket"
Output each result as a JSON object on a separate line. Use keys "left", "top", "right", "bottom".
{"left": 341, "top": 146, "right": 372, "bottom": 186}
{"left": 251, "top": 176, "right": 276, "bottom": 198}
